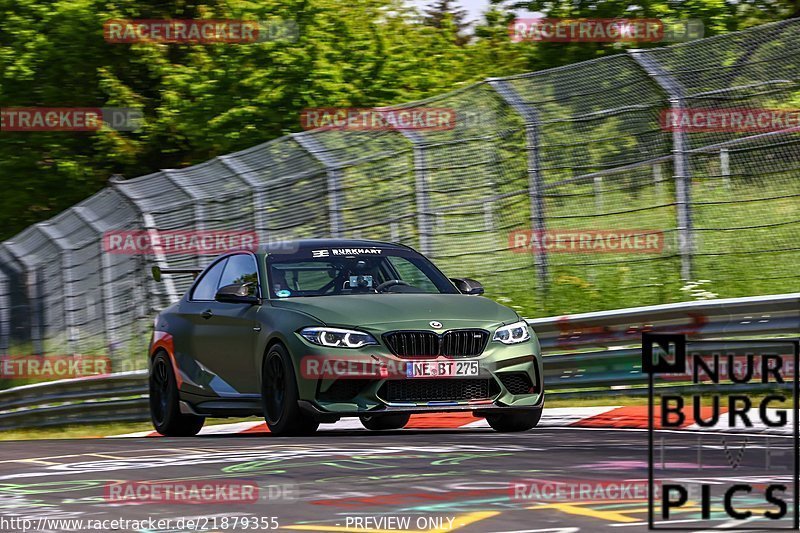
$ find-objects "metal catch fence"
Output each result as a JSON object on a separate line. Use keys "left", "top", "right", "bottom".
{"left": 0, "top": 20, "right": 798, "bottom": 373}
{"left": 0, "top": 292, "right": 796, "bottom": 430}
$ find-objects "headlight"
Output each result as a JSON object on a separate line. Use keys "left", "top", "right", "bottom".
{"left": 493, "top": 320, "right": 531, "bottom": 344}
{"left": 299, "top": 327, "right": 378, "bottom": 348}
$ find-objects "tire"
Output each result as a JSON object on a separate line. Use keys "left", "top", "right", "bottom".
{"left": 261, "top": 343, "right": 319, "bottom": 436}
{"left": 149, "top": 352, "right": 205, "bottom": 436}
{"left": 486, "top": 407, "right": 542, "bottom": 432}
{"left": 360, "top": 413, "right": 410, "bottom": 431}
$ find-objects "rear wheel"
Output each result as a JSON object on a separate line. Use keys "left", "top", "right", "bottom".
{"left": 261, "top": 344, "right": 319, "bottom": 436}
{"left": 486, "top": 407, "right": 542, "bottom": 432}
{"left": 360, "top": 413, "right": 410, "bottom": 430}
{"left": 149, "top": 352, "right": 205, "bottom": 436}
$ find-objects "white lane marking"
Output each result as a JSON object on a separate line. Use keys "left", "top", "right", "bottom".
{"left": 323, "top": 418, "right": 369, "bottom": 430}
{"left": 197, "top": 421, "right": 264, "bottom": 435}
{"left": 108, "top": 418, "right": 364, "bottom": 438}
{"left": 461, "top": 419, "right": 490, "bottom": 428}
{"left": 105, "top": 407, "right": 796, "bottom": 438}
{"left": 540, "top": 406, "right": 619, "bottom": 426}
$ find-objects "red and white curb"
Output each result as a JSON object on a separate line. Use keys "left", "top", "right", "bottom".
{"left": 109, "top": 406, "right": 794, "bottom": 438}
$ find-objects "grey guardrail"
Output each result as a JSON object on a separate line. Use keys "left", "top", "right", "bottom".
{"left": 0, "top": 293, "right": 797, "bottom": 429}
{"left": 534, "top": 292, "right": 799, "bottom": 397}
{"left": 0, "top": 370, "right": 148, "bottom": 430}
{"left": 529, "top": 292, "right": 800, "bottom": 351}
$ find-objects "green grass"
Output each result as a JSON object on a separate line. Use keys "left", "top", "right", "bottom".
{"left": 0, "top": 421, "right": 156, "bottom": 441}
{"left": 433, "top": 161, "right": 800, "bottom": 318}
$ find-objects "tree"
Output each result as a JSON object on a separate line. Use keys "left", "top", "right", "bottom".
{"left": 423, "top": 0, "right": 471, "bottom": 45}
{"left": 0, "top": 0, "right": 493, "bottom": 239}
{"left": 1, "top": 0, "right": 797, "bottom": 241}
{"left": 489, "top": 0, "right": 800, "bottom": 70}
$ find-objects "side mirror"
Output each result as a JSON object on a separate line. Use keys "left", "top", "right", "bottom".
{"left": 450, "top": 278, "right": 484, "bottom": 295}
{"left": 215, "top": 283, "right": 259, "bottom": 304}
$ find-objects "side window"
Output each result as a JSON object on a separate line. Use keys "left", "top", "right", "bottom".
{"left": 271, "top": 262, "right": 332, "bottom": 292}
{"left": 191, "top": 259, "right": 228, "bottom": 301}
{"left": 218, "top": 254, "right": 259, "bottom": 297}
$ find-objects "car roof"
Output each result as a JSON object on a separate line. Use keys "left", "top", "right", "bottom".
{"left": 259, "top": 238, "right": 413, "bottom": 255}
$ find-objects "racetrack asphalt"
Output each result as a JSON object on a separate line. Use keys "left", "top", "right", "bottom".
{"left": 0, "top": 427, "right": 794, "bottom": 532}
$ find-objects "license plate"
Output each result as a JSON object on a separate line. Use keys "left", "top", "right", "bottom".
{"left": 406, "top": 360, "right": 479, "bottom": 378}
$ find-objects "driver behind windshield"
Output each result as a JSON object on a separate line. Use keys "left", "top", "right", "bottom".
{"left": 267, "top": 249, "right": 457, "bottom": 298}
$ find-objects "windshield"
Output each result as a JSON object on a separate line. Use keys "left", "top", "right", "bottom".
{"left": 266, "top": 246, "right": 458, "bottom": 298}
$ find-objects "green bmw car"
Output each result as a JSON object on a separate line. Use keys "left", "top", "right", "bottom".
{"left": 149, "top": 239, "right": 544, "bottom": 436}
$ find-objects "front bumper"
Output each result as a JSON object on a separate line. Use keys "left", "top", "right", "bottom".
{"left": 288, "top": 333, "right": 544, "bottom": 417}
{"left": 298, "top": 399, "right": 544, "bottom": 421}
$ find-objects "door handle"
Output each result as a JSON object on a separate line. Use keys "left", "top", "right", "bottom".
{"left": 201, "top": 309, "right": 214, "bottom": 320}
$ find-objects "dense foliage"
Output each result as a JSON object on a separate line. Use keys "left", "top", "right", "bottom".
{"left": 1, "top": 0, "right": 797, "bottom": 239}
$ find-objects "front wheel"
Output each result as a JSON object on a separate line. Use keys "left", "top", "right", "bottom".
{"left": 486, "top": 407, "right": 542, "bottom": 432}
{"left": 360, "top": 413, "right": 410, "bottom": 430}
{"left": 149, "top": 352, "right": 205, "bottom": 436}
{"left": 261, "top": 344, "right": 319, "bottom": 436}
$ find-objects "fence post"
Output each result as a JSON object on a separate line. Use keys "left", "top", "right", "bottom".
{"left": 36, "top": 224, "right": 79, "bottom": 354}
{"left": 396, "top": 130, "right": 432, "bottom": 255}
{"left": 0, "top": 269, "right": 7, "bottom": 353}
{"left": 110, "top": 177, "right": 180, "bottom": 305}
{"left": 72, "top": 206, "right": 118, "bottom": 351}
{"left": 292, "top": 133, "right": 343, "bottom": 238}
{"left": 629, "top": 50, "right": 694, "bottom": 281}
{"left": 653, "top": 163, "right": 663, "bottom": 197}
{"left": 142, "top": 213, "right": 179, "bottom": 303}
{"left": 218, "top": 155, "right": 269, "bottom": 245}
{"left": 3, "top": 244, "right": 43, "bottom": 355}
{"left": 0, "top": 245, "right": 25, "bottom": 352}
{"left": 720, "top": 148, "right": 731, "bottom": 189}
{"left": 162, "top": 170, "right": 206, "bottom": 269}
{"left": 487, "top": 78, "right": 549, "bottom": 293}
{"left": 28, "top": 267, "right": 43, "bottom": 355}
{"left": 593, "top": 176, "right": 604, "bottom": 213}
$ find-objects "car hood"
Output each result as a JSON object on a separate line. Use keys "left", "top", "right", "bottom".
{"left": 269, "top": 293, "right": 519, "bottom": 329}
